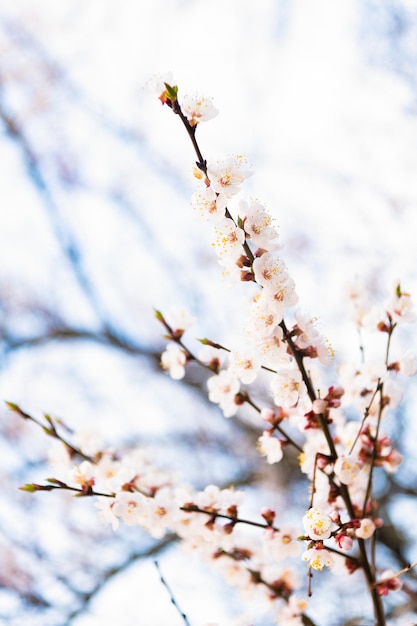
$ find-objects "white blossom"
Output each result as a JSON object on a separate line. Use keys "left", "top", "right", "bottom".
{"left": 191, "top": 185, "right": 227, "bottom": 222}
{"left": 208, "top": 155, "right": 252, "bottom": 198}
{"left": 212, "top": 217, "right": 245, "bottom": 259}
{"left": 48, "top": 440, "right": 71, "bottom": 474}
{"left": 73, "top": 429, "right": 103, "bottom": 457}
{"left": 195, "top": 484, "right": 244, "bottom": 511}
{"left": 277, "top": 596, "right": 308, "bottom": 626}
{"left": 263, "top": 527, "right": 301, "bottom": 559}
{"left": 257, "top": 432, "right": 283, "bottom": 464}
{"left": 112, "top": 491, "right": 144, "bottom": 526}
{"left": 198, "top": 344, "right": 225, "bottom": 369}
{"left": 346, "top": 277, "right": 374, "bottom": 328}
{"left": 271, "top": 368, "right": 306, "bottom": 407}
{"left": 95, "top": 497, "right": 119, "bottom": 531}
{"left": 146, "top": 71, "right": 175, "bottom": 98}
{"left": 334, "top": 454, "right": 362, "bottom": 485}
{"left": 247, "top": 291, "right": 285, "bottom": 337}
{"left": 302, "top": 507, "right": 332, "bottom": 540}
{"left": 302, "top": 547, "right": 334, "bottom": 571}
{"left": 137, "top": 487, "right": 177, "bottom": 538}
{"left": 238, "top": 199, "right": 280, "bottom": 250}
{"left": 165, "top": 309, "right": 197, "bottom": 333}
{"left": 218, "top": 254, "right": 244, "bottom": 283}
{"left": 228, "top": 347, "right": 261, "bottom": 384}
{"left": 256, "top": 326, "right": 288, "bottom": 368}
{"left": 181, "top": 93, "right": 218, "bottom": 126}
{"left": 299, "top": 431, "right": 331, "bottom": 478}
{"left": 95, "top": 455, "right": 133, "bottom": 492}
{"left": 68, "top": 460, "right": 95, "bottom": 487}
{"left": 356, "top": 518, "right": 376, "bottom": 539}
{"left": 161, "top": 343, "right": 187, "bottom": 379}
{"left": 252, "top": 253, "right": 287, "bottom": 291}
{"left": 207, "top": 370, "right": 240, "bottom": 417}
{"left": 385, "top": 282, "right": 416, "bottom": 324}
{"left": 398, "top": 351, "right": 417, "bottom": 376}
{"left": 253, "top": 254, "right": 298, "bottom": 315}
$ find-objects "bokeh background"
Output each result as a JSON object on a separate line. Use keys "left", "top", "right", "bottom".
{"left": 1, "top": 1, "right": 417, "bottom": 625}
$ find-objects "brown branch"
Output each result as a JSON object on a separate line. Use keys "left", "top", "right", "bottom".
{"left": 165, "top": 93, "right": 387, "bottom": 626}
{"left": 181, "top": 504, "right": 279, "bottom": 531}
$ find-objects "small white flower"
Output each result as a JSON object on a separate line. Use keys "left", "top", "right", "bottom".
{"left": 271, "top": 369, "right": 306, "bottom": 407}
{"left": 69, "top": 461, "right": 95, "bottom": 487}
{"left": 257, "top": 326, "right": 288, "bottom": 368}
{"left": 346, "top": 277, "right": 373, "bottom": 328}
{"left": 334, "top": 455, "right": 361, "bottom": 485}
{"left": 208, "top": 155, "right": 252, "bottom": 198}
{"left": 207, "top": 370, "right": 240, "bottom": 417}
{"left": 252, "top": 254, "right": 298, "bottom": 315}
{"left": 299, "top": 431, "right": 330, "bottom": 478}
{"left": 238, "top": 199, "right": 280, "bottom": 250}
{"left": 398, "top": 351, "right": 417, "bottom": 376}
{"left": 257, "top": 432, "right": 283, "bottom": 464}
{"left": 95, "top": 497, "right": 119, "bottom": 530}
{"left": 166, "top": 309, "right": 197, "bottom": 333}
{"left": 277, "top": 596, "right": 309, "bottom": 626}
{"left": 112, "top": 491, "right": 145, "bottom": 526}
{"left": 356, "top": 518, "right": 376, "bottom": 539}
{"left": 382, "top": 378, "right": 403, "bottom": 408}
{"left": 95, "top": 455, "right": 132, "bottom": 492}
{"left": 198, "top": 345, "right": 225, "bottom": 369}
{"left": 218, "top": 255, "right": 244, "bottom": 283}
{"left": 302, "top": 547, "right": 334, "bottom": 571}
{"left": 302, "top": 507, "right": 332, "bottom": 540}
{"left": 73, "top": 429, "right": 103, "bottom": 457}
{"left": 138, "top": 487, "right": 176, "bottom": 538}
{"left": 146, "top": 71, "right": 175, "bottom": 98}
{"left": 212, "top": 217, "right": 245, "bottom": 259}
{"left": 252, "top": 253, "right": 287, "bottom": 291}
{"left": 191, "top": 185, "right": 227, "bottom": 222}
{"left": 161, "top": 343, "right": 187, "bottom": 380}
{"left": 195, "top": 484, "right": 244, "bottom": 511}
{"left": 181, "top": 93, "right": 218, "bottom": 126}
{"left": 385, "top": 282, "right": 415, "bottom": 324}
{"left": 247, "top": 291, "right": 285, "bottom": 337}
{"left": 48, "top": 441, "right": 71, "bottom": 473}
{"left": 228, "top": 347, "right": 261, "bottom": 384}
{"left": 263, "top": 527, "right": 301, "bottom": 559}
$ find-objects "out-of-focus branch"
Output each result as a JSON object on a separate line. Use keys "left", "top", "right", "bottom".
{"left": 0, "top": 104, "right": 110, "bottom": 335}
{"left": 2, "top": 17, "right": 190, "bottom": 191}
{"left": 1, "top": 325, "right": 161, "bottom": 362}
{"left": 64, "top": 534, "right": 176, "bottom": 626}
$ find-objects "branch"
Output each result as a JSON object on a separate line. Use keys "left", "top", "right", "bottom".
{"left": 180, "top": 504, "right": 279, "bottom": 531}
{"left": 64, "top": 535, "right": 176, "bottom": 625}
{"left": 154, "top": 560, "right": 192, "bottom": 626}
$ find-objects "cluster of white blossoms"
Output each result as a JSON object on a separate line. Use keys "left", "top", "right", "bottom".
{"left": 18, "top": 79, "right": 417, "bottom": 626}
{"left": 152, "top": 80, "right": 417, "bottom": 599}
{"left": 45, "top": 428, "right": 310, "bottom": 622}
{"left": 147, "top": 72, "right": 218, "bottom": 126}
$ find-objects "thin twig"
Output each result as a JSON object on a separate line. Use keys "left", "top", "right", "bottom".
{"left": 348, "top": 380, "right": 381, "bottom": 456}
{"left": 374, "top": 561, "right": 417, "bottom": 586}
{"left": 154, "top": 560, "right": 192, "bottom": 626}
{"left": 180, "top": 504, "right": 279, "bottom": 531}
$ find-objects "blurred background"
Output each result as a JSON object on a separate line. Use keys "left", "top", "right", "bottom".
{"left": 1, "top": 1, "right": 417, "bottom": 624}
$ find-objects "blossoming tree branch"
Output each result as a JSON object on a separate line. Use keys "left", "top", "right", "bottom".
{"left": 10, "top": 76, "right": 417, "bottom": 626}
